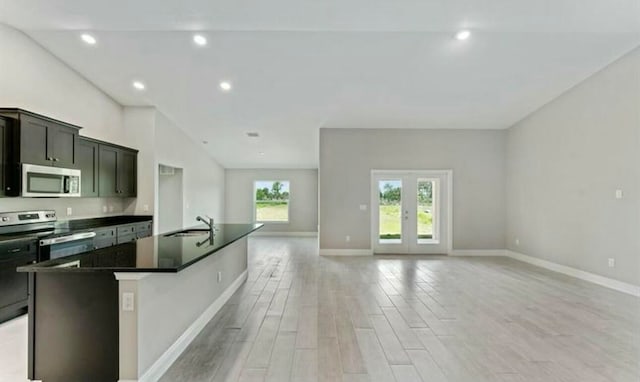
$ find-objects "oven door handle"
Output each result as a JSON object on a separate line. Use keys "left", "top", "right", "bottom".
{"left": 53, "top": 260, "right": 81, "bottom": 268}
{"left": 39, "top": 232, "right": 96, "bottom": 246}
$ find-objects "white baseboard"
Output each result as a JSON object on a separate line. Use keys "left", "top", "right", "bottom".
{"left": 449, "top": 249, "right": 507, "bottom": 256}
{"left": 319, "top": 248, "right": 373, "bottom": 256}
{"left": 131, "top": 270, "right": 249, "bottom": 382}
{"left": 250, "top": 231, "right": 318, "bottom": 237}
{"left": 506, "top": 250, "right": 640, "bottom": 297}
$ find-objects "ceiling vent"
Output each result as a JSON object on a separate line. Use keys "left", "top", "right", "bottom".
{"left": 246, "top": 132, "right": 259, "bottom": 138}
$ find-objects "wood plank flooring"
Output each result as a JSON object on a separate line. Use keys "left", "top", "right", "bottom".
{"left": 160, "top": 237, "right": 640, "bottom": 382}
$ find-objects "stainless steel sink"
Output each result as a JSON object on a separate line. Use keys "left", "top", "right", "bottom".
{"left": 166, "top": 229, "right": 211, "bottom": 237}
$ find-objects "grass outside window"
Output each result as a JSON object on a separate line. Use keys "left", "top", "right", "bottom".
{"left": 255, "top": 180, "right": 290, "bottom": 222}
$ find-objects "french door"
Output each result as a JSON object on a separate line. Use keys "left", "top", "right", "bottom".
{"left": 371, "top": 170, "right": 451, "bottom": 254}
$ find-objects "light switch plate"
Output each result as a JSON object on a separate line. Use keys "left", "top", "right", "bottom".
{"left": 615, "top": 189, "right": 623, "bottom": 199}
{"left": 122, "top": 292, "right": 135, "bottom": 312}
{"left": 359, "top": 204, "right": 367, "bottom": 211}
{"left": 66, "top": 207, "right": 72, "bottom": 216}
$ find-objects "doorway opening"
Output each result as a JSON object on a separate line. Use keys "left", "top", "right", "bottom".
{"left": 158, "top": 164, "right": 184, "bottom": 234}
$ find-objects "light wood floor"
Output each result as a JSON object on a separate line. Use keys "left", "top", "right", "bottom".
{"left": 160, "top": 237, "right": 640, "bottom": 382}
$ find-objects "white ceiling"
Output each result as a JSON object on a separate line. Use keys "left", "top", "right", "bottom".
{"left": 1, "top": 0, "right": 639, "bottom": 168}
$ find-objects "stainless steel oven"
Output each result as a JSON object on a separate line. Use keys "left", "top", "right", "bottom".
{"left": 39, "top": 232, "right": 96, "bottom": 261}
{"left": 22, "top": 164, "right": 81, "bottom": 197}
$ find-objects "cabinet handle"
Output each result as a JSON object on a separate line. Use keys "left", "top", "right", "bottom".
{"left": 53, "top": 158, "right": 59, "bottom": 161}
{"left": 47, "top": 157, "right": 52, "bottom": 161}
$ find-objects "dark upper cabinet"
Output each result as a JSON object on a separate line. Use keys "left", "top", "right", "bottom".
{"left": 119, "top": 150, "right": 137, "bottom": 197}
{"left": 47, "top": 123, "right": 77, "bottom": 167}
{"left": 0, "top": 109, "right": 79, "bottom": 168}
{"left": 98, "top": 144, "right": 137, "bottom": 197}
{"left": 77, "top": 138, "right": 99, "bottom": 197}
{"left": 99, "top": 145, "right": 118, "bottom": 197}
{"left": 18, "top": 115, "right": 48, "bottom": 166}
{"left": 0, "top": 109, "right": 137, "bottom": 199}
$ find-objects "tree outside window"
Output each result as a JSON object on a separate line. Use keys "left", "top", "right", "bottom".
{"left": 255, "top": 181, "right": 290, "bottom": 222}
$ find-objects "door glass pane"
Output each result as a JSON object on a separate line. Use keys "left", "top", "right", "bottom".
{"left": 379, "top": 180, "right": 402, "bottom": 243}
{"left": 417, "top": 180, "right": 435, "bottom": 243}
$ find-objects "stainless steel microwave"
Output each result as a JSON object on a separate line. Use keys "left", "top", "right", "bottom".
{"left": 22, "top": 164, "right": 81, "bottom": 197}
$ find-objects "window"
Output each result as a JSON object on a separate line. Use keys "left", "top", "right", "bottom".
{"left": 254, "top": 180, "right": 290, "bottom": 222}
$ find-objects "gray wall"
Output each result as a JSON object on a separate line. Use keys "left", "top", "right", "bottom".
{"left": 506, "top": 47, "right": 640, "bottom": 285}
{"left": 153, "top": 112, "right": 226, "bottom": 231}
{"left": 118, "top": 238, "right": 248, "bottom": 379}
{"left": 225, "top": 169, "right": 318, "bottom": 233}
{"left": 319, "top": 128, "right": 506, "bottom": 250}
{"left": 158, "top": 167, "right": 184, "bottom": 234}
{"left": 0, "top": 23, "right": 130, "bottom": 218}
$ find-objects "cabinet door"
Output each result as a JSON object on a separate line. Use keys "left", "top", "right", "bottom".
{"left": 77, "top": 139, "right": 99, "bottom": 197}
{"left": 48, "top": 124, "right": 77, "bottom": 167}
{"left": 118, "top": 150, "right": 137, "bottom": 197}
{"left": 19, "top": 116, "right": 49, "bottom": 166}
{"left": 98, "top": 145, "right": 118, "bottom": 197}
{"left": 0, "top": 117, "right": 5, "bottom": 196}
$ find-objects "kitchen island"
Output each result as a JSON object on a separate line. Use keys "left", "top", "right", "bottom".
{"left": 18, "top": 223, "right": 263, "bottom": 382}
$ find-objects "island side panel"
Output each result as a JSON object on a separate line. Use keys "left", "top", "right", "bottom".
{"left": 29, "top": 272, "right": 119, "bottom": 382}
{"left": 118, "top": 237, "right": 249, "bottom": 379}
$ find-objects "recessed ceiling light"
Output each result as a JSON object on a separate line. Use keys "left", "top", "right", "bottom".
{"left": 193, "top": 34, "right": 207, "bottom": 46}
{"left": 132, "top": 81, "right": 146, "bottom": 90}
{"left": 259, "top": 152, "right": 265, "bottom": 156}
{"left": 219, "top": 81, "right": 232, "bottom": 92}
{"left": 246, "top": 132, "right": 259, "bottom": 138}
{"left": 455, "top": 30, "right": 471, "bottom": 41}
{"left": 80, "top": 34, "right": 97, "bottom": 45}
{"left": 202, "top": 140, "right": 208, "bottom": 144}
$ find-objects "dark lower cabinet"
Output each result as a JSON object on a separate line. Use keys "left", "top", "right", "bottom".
{"left": 0, "top": 240, "right": 37, "bottom": 323}
{"left": 99, "top": 144, "right": 137, "bottom": 197}
{"left": 0, "top": 117, "right": 6, "bottom": 196}
{"left": 77, "top": 138, "right": 99, "bottom": 197}
{"left": 93, "top": 221, "right": 151, "bottom": 249}
{"left": 29, "top": 272, "right": 119, "bottom": 382}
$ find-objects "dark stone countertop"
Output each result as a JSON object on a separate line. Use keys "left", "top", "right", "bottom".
{"left": 0, "top": 215, "right": 153, "bottom": 245}
{"left": 57, "top": 215, "right": 153, "bottom": 231}
{"left": 18, "top": 223, "right": 263, "bottom": 273}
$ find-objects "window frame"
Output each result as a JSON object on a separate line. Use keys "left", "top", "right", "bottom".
{"left": 253, "top": 180, "right": 291, "bottom": 224}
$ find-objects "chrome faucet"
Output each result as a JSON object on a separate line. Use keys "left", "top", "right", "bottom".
{"left": 196, "top": 215, "right": 215, "bottom": 236}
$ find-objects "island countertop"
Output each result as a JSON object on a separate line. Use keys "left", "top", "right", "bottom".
{"left": 18, "top": 223, "right": 263, "bottom": 273}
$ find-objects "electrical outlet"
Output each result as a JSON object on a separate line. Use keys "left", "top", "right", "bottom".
{"left": 122, "top": 292, "right": 135, "bottom": 312}
{"left": 615, "top": 189, "right": 623, "bottom": 199}
{"left": 346, "top": 235, "right": 351, "bottom": 242}
{"left": 515, "top": 238, "right": 520, "bottom": 246}
{"left": 102, "top": 205, "right": 108, "bottom": 213}
{"left": 359, "top": 204, "right": 367, "bottom": 211}
{"left": 143, "top": 204, "right": 150, "bottom": 212}
{"left": 608, "top": 258, "right": 615, "bottom": 268}
{"left": 217, "top": 272, "right": 222, "bottom": 283}
{"left": 66, "top": 207, "right": 72, "bottom": 216}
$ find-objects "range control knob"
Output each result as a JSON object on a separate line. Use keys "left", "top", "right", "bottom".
{"left": 1, "top": 217, "right": 9, "bottom": 222}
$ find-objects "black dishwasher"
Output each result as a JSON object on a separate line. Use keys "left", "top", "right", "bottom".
{"left": 0, "top": 238, "right": 37, "bottom": 322}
